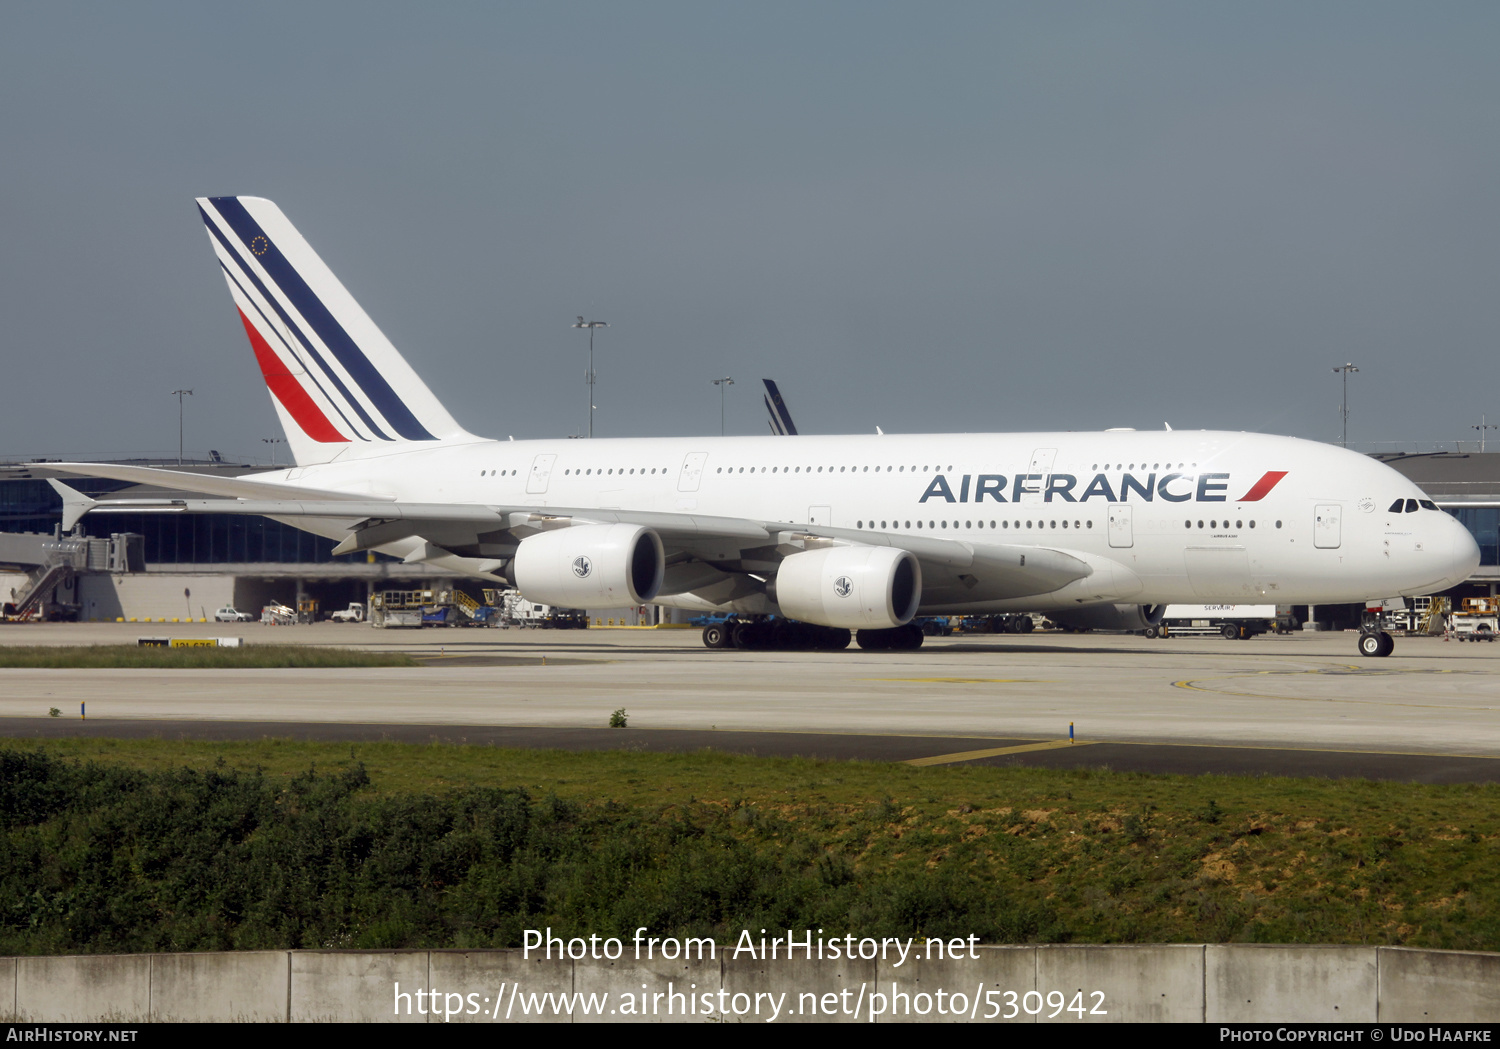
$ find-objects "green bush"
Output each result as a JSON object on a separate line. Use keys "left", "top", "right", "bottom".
{"left": 0, "top": 749, "right": 1049, "bottom": 954}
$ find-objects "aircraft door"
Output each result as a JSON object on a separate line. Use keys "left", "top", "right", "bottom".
{"left": 678, "top": 452, "right": 708, "bottom": 492}
{"left": 526, "top": 454, "right": 556, "bottom": 495}
{"left": 1023, "top": 448, "right": 1056, "bottom": 505}
{"left": 1108, "top": 504, "right": 1134, "bottom": 548}
{"left": 1314, "top": 504, "right": 1342, "bottom": 549}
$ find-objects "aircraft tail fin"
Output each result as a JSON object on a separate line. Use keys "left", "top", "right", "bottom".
{"left": 762, "top": 378, "right": 799, "bottom": 436}
{"left": 195, "top": 196, "right": 478, "bottom": 466}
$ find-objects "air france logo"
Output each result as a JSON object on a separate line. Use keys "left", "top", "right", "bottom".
{"left": 572, "top": 556, "right": 592, "bottom": 578}
{"left": 834, "top": 576, "right": 853, "bottom": 598}
{"left": 916, "top": 470, "right": 1287, "bottom": 505}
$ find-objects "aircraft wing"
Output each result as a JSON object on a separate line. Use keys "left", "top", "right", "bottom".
{"left": 30, "top": 462, "right": 370, "bottom": 501}
{"left": 56, "top": 481, "right": 1091, "bottom": 603}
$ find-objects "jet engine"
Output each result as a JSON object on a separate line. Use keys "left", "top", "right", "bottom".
{"left": 772, "top": 546, "right": 921, "bottom": 629}
{"left": 511, "top": 524, "right": 664, "bottom": 607}
{"left": 1050, "top": 603, "right": 1165, "bottom": 633}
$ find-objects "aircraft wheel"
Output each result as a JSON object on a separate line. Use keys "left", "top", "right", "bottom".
{"left": 902, "top": 623, "right": 926, "bottom": 649}
{"left": 1358, "top": 631, "right": 1384, "bottom": 658}
{"left": 819, "top": 627, "right": 852, "bottom": 650}
{"left": 1376, "top": 631, "right": 1395, "bottom": 657}
{"left": 731, "top": 622, "right": 755, "bottom": 649}
{"left": 702, "top": 624, "right": 729, "bottom": 649}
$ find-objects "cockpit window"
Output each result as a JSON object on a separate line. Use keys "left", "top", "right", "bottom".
{"left": 1420, "top": 499, "right": 1438, "bottom": 511}
{"left": 1388, "top": 499, "right": 1405, "bottom": 513}
{"left": 1405, "top": 499, "right": 1420, "bottom": 513}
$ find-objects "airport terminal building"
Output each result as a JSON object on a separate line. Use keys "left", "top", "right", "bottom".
{"left": 0, "top": 459, "right": 451, "bottom": 622}
{"left": 3, "top": 451, "right": 1498, "bottom": 625}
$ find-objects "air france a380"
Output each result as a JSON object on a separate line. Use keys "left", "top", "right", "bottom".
{"left": 39, "top": 197, "right": 1479, "bottom": 656}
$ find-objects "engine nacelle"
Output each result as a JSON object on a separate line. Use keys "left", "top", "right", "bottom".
{"left": 773, "top": 546, "right": 921, "bottom": 629}
{"left": 511, "top": 524, "right": 664, "bottom": 607}
{"left": 1051, "top": 603, "right": 1165, "bottom": 633}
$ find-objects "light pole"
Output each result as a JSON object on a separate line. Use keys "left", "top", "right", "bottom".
{"left": 1473, "top": 415, "right": 1497, "bottom": 452}
{"left": 1332, "top": 364, "right": 1358, "bottom": 448}
{"left": 171, "top": 389, "right": 193, "bottom": 465}
{"left": 262, "top": 436, "right": 285, "bottom": 467}
{"left": 573, "top": 317, "right": 607, "bottom": 438}
{"left": 712, "top": 377, "right": 735, "bottom": 435}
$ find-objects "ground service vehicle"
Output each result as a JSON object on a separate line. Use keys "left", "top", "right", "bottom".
{"left": 1148, "top": 604, "right": 1278, "bottom": 639}
{"left": 1450, "top": 597, "right": 1499, "bottom": 642}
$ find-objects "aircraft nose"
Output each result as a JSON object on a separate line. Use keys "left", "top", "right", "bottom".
{"left": 1442, "top": 514, "right": 1482, "bottom": 589}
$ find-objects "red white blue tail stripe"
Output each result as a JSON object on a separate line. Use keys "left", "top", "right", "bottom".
{"left": 197, "top": 196, "right": 470, "bottom": 463}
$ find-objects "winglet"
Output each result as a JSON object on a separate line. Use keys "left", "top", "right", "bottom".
{"left": 47, "top": 480, "right": 97, "bottom": 532}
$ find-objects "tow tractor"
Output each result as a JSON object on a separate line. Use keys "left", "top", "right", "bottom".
{"left": 1449, "top": 597, "right": 1499, "bottom": 642}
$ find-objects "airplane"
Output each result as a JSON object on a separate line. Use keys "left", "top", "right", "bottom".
{"left": 39, "top": 196, "right": 1480, "bottom": 656}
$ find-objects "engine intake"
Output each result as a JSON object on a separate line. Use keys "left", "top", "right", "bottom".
{"left": 774, "top": 546, "right": 922, "bottom": 629}
{"left": 512, "top": 524, "right": 664, "bottom": 607}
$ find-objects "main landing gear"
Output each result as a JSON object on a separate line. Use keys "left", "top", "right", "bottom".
{"left": 702, "top": 617, "right": 852, "bottom": 651}
{"left": 1357, "top": 630, "right": 1394, "bottom": 658}
{"left": 700, "top": 617, "right": 926, "bottom": 651}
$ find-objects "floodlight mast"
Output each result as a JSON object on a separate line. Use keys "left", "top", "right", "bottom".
{"left": 1473, "top": 415, "right": 1497, "bottom": 453}
{"left": 1332, "top": 364, "right": 1358, "bottom": 448}
{"left": 573, "top": 317, "right": 608, "bottom": 438}
{"left": 171, "top": 389, "right": 193, "bottom": 465}
{"left": 712, "top": 377, "right": 735, "bottom": 435}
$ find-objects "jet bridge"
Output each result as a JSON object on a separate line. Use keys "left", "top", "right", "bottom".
{"left": 0, "top": 530, "right": 144, "bottom": 620}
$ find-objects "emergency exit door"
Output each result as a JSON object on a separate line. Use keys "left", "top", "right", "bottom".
{"left": 1314, "top": 504, "right": 1342, "bottom": 549}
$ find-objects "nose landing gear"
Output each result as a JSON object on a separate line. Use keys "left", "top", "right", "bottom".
{"left": 1358, "top": 630, "right": 1394, "bottom": 658}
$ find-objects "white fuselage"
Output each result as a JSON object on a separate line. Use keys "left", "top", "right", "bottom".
{"left": 257, "top": 429, "right": 1480, "bottom": 614}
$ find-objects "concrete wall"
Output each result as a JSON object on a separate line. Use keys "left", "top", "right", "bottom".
{"left": 77, "top": 573, "right": 235, "bottom": 621}
{"left": 2, "top": 945, "right": 1496, "bottom": 1023}
{"left": 0, "top": 572, "right": 29, "bottom": 606}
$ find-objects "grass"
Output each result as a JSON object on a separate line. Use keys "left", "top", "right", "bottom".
{"left": 0, "top": 738, "right": 1496, "bottom": 953}
{"left": 0, "top": 645, "right": 420, "bottom": 669}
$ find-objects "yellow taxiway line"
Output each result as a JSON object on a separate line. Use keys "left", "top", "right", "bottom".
{"left": 904, "top": 739, "right": 1093, "bottom": 767}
